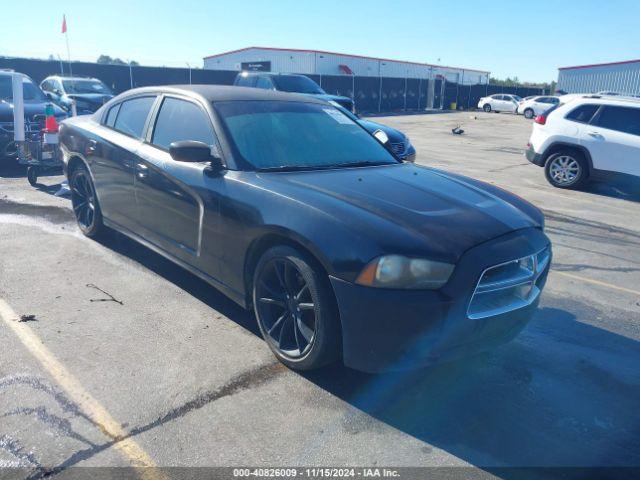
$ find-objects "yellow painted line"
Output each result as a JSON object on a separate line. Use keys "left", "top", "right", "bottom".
{"left": 0, "top": 299, "right": 165, "bottom": 480}
{"left": 554, "top": 271, "right": 640, "bottom": 296}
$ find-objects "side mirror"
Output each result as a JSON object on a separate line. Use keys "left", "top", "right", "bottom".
{"left": 44, "top": 92, "right": 53, "bottom": 99}
{"left": 169, "top": 140, "right": 222, "bottom": 170}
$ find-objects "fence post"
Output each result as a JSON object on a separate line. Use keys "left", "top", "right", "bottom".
{"left": 404, "top": 76, "right": 407, "bottom": 111}
{"left": 417, "top": 78, "right": 421, "bottom": 110}
{"left": 378, "top": 76, "right": 382, "bottom": 113}
{"left": 319, "top": 74, "right": 322, "bottom": 89}
{"left": 128, "top": 62, "right": 134, "bottom": 89}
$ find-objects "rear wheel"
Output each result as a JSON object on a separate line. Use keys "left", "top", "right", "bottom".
{"left": 26, "top": 167, "right": 38, "bottom": 186}
{"left": 253, "top": 245, "right": 340, "bottom": 370}
{"left": 483, "top": 104, "right": 491, "bottom": 113}
{"left": 524, "top": 108, "right": 535, "bottom": 119}
{"left": 544, "top": 150, "right": 588, "bottom": 189}
{"left": 70, "top": 165, "right": 105, "bottom": 237}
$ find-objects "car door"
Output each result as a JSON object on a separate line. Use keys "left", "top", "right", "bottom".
{"left": 88, "top": 96, "right": 156, "bottom": 230}
{"left": 583, "top": 105, "right": 640, "bottom": 176}
{"left": 503, "top": 95, "right": 518, "bottom": 112}
{"left": 134, "top": 94, "right": 221, "bottom": 270}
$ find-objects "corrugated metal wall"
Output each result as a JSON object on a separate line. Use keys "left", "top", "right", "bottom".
{"left": 204, "top": 48, "right": 490, "bottom": 84}
{"left": 558, "top": 62, "right": 640, "bottom": 95}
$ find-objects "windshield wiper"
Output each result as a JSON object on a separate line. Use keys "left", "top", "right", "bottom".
{"left": 255, "top": 165, "right": 325, "bottom": 172}
{"left": 256, "top": 161, "right": 393, "bottom": 173}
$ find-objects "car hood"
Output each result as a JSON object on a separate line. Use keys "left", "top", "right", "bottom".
{"left": 307, "top": 93, "right": 353, "bottom": 104}
{"left": 0, "top": 99, "right": 66, "bottom": 122}
{"left": 66, "top": 93, "right": 114, "bottom": 105}
{"left": 357, "top": 119, "right": 405, "bottom": 143}
{"left": 259, "top": 163, "right": 542, "bottom": 262}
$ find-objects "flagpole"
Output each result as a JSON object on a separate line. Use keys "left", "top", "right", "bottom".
{"left": 63, "top": 14, "right": 72, "bottom": 76}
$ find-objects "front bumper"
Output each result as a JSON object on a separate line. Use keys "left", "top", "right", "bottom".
{"left": 330, "top": 227, "right": 550, "bottom": 372}
{"left": 525, "top": 144, "right": 545, "bottom": 166}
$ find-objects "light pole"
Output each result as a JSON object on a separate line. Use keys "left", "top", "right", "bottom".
{"left": 186, "top": 62, "right": 192, "bottom": 84}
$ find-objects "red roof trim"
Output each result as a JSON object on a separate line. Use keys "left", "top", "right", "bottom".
{"left": 203, "top": 46, "right": 490, "bottom": 74}
{"left": 559, "top": 59, "right": 640, "bottom": 71}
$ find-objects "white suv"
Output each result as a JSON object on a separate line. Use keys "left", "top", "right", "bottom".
{"left": 526, "top": 95, "right": 640, "bottom": 189}
{"left": 517, "top": 96, "right": 560, "bottom": 119}
{"left": 477, "top": 94, "right": 522, "bottom": 113}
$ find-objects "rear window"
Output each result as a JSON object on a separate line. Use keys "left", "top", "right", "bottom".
{"left": 105, "top": 104, "right": 120, "bottom": 127}
{"left": 565, "top": 104, "right": 599, "bottom": 124}
{"left": 113, "top": 96, "right": 155, "bottom": 139}
{"left": 593, "top": 106, "right": 640, "bottom": 136}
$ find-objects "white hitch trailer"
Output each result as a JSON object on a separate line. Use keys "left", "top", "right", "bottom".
{"left": 11, "top": 72, "right": 65, "bottom": 186}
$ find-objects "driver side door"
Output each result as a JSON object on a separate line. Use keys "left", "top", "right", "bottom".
{"left": 134, "top": 95, "right": 220, "bottom": 269}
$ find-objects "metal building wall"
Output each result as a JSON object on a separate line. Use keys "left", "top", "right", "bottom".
{"left": 558, "top": 62, "right": 640, "bottom": 95}
{"left": 203, "top": 48, "right": 490, "bottom": 84}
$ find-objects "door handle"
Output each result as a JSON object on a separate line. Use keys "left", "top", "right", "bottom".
{"left": 86, "top": 139, "right": 98, "bottom": 154}
{"left": 588, "top": 131, "right": 604, "bottom": 139}
{"left": 136, "top": 163, "right": 148, "bottom": 179}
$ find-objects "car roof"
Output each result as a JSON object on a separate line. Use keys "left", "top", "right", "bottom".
{"left": 574, "top": 94, "right": 640, "bottom": 107}
{"left": 239, "top": 72, "right": 305, "bottom": 78}
{"left": 44, "top": 75, "right": 101, "bottom": 81}
{"left": 117, "top": 84, "right": 328, "bottom": 104}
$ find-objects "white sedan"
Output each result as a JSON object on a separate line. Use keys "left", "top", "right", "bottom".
{"left": 477, "top": 94, "right": 522, "bottom": 113}
{"left": 517, "top": 96, "right": 560, "bottom": 119}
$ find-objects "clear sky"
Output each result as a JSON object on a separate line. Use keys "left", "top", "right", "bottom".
{"left": 2, "top": 0, "right": 638, "bottom": 83}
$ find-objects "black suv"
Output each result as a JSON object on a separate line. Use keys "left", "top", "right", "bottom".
{"left": 40, "top": 76, "right": 114, "bottom": 115}
{"left": 234, "top": 72, "right": 355, "bottom": 112}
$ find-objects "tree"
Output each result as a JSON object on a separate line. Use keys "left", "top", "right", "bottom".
{"left": 97, "top": 55, "right": 138, "bottom": 66}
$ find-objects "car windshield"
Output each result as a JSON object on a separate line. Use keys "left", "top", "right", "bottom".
{"left": 62, "top": 79, "right": 112, "bottom": 95}
{"left": 0, "top": 75, "right": 47, "bottom": 101}
{"left": 214, "top": 100, "right": 397, "bottom": 171}
{"left": 270, "top": 76, "right": 324, "bottom": 94}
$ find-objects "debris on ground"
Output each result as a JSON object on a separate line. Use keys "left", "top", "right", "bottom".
{"left": 452, "top": 125, "right": 465, "bottom": 135}
{"left": 86, "top": 283, "right": 124, "bottom": 305}
{"left": 17, "top": 314, "right": 37, "bottom": 322}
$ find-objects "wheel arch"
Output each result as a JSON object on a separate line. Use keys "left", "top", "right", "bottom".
{"left": 66, "top": 153, "right": 103, "bottom": 206}
{"left": 541, "top": 142, "right": 593, "bottom": 174}
{"left": 243, "top": 229, "right": 335, "bottom": 310}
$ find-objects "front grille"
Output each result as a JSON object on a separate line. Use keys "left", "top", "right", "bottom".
{"left": 467, "top": 246, "right": 550, "bottom": 319}
{"left": 390, "top": 141, "right": 406, "bottom": 156}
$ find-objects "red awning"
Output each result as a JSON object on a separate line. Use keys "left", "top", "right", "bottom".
{"left": 339, "top": 64, "right": 354, "bottom": 75}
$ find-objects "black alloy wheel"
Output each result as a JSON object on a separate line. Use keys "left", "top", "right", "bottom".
{"left": 253, "top": 246, "right": 340, "bottom": 370}
{"left": 70, "top": 166, "right": 104, "bottom": 237}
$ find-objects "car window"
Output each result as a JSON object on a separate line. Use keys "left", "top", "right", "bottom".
{"left": 41, "top": 80, "right": 52, "bottom": 92}
{"left": 236, "top": 75, "right": 256, "bottom": 87}
{"left": 492, "top": 95, "right": 502, "bottom": 100}
{"left": 105, "top": 103, "right": 121, "bottom": 127}
{"left": 565, "top": 104, "right": 599, "bottom": 124}
{"left": 551, "top": 97, "right": 560, "bottom": 104}
{"left": 113, "top": 96, "right": 156, "bottom": 139}
{"left": 152, "top": 97, "right": 215, "bottom": 150}
{"left": 255, "top": 76, "right": 273, "bottom": 90}
{"left": 593, "top": 106, "right": 640, "bottom": 136}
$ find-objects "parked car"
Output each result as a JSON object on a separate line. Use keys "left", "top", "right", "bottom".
{"left": 327, "top": 101, "right": 416, "bottom": 162}
{"left": 526, "top": 95, "right": 640, "bottom": 188}
{"left": 40, "top": 76, "right": 114, "bottom": 115}
{"left": 0, "top": 71, "right": 66, "bottom": 160}
{"left": 477, "top": 94, "right": 522, "bottom": 113}
{"left": 517, "top": 96, "right": 560, "bottom": 119}
{"left": 59, "top": 85, "right": 551, "bottom": 372}
{"left": 234, "top": 72, "right": 355, "bottom": 112}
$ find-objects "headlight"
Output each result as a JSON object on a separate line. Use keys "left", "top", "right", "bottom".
{"left": 356, "top": 255, "right": 455, "bottom": 289}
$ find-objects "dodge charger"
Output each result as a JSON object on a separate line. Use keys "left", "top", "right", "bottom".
{"left": 58, "top": 85, "right": 551, "bottom": 372}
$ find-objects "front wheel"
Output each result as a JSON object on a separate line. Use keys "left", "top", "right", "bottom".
{"left": 26, "top": 167, "right": 38, "bottom": 186}
{"left": 524, "top": 108, "right": 535, "bottom": 119}
{"left": 483, "top": 104, "right": 491, "bottom": 113}
{"left": 544, "top": 151, "right": 588, "bottom": 189}
{"left": 70, "top": 165, "right": 105, "bottom": 237}
{"left": 253, "top": 245, "right": 341, "bottom": 370}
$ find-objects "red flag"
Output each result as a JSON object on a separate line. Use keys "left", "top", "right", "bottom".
{"left": 61, "top": 15, "right": 67, "bottom": 34}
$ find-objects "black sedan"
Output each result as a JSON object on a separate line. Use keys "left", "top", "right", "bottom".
{"left": 59, "top": 85, "right": 551, "bottom": 372}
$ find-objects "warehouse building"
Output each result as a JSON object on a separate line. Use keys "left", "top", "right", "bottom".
{"left": 557, "top": 59, "right": 640, "bottom": 95}
{"left": 203, "top": 46, "right": 490, "bottom": 85}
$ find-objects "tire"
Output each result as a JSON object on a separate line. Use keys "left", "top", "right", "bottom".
{"left": 69, "top": 164, "right": 105, "bottom": 237}
{"left": 26, "top": 167, "right": 38, "bottom": 186}
{"left": 252, "top": 245, "right": 341, "bottom": 371}
{"left": 544, "top": 150, "right": 588, "bottom": 189}
{"left": 483, "top": 104, "right": 491, "bottom": 113}
{"left": 524, "top": 108, "right": 535, "bottom": 119}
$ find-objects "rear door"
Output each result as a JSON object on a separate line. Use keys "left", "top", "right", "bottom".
{"left": 134, "top": 94, "right": 219, "bottom": 267}
{"left": 89, "top": 95, "right": 156, "bottom": 230}
{"left": 585, "top": 105, "right": 640, "bottom": 176}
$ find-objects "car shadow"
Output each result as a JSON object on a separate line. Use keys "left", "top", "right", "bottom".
{"left": 581, "top": 179, "right": 640, "bottom": 203}
{"left": 97, "top": 230, "right": 640, "bottom": 475}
